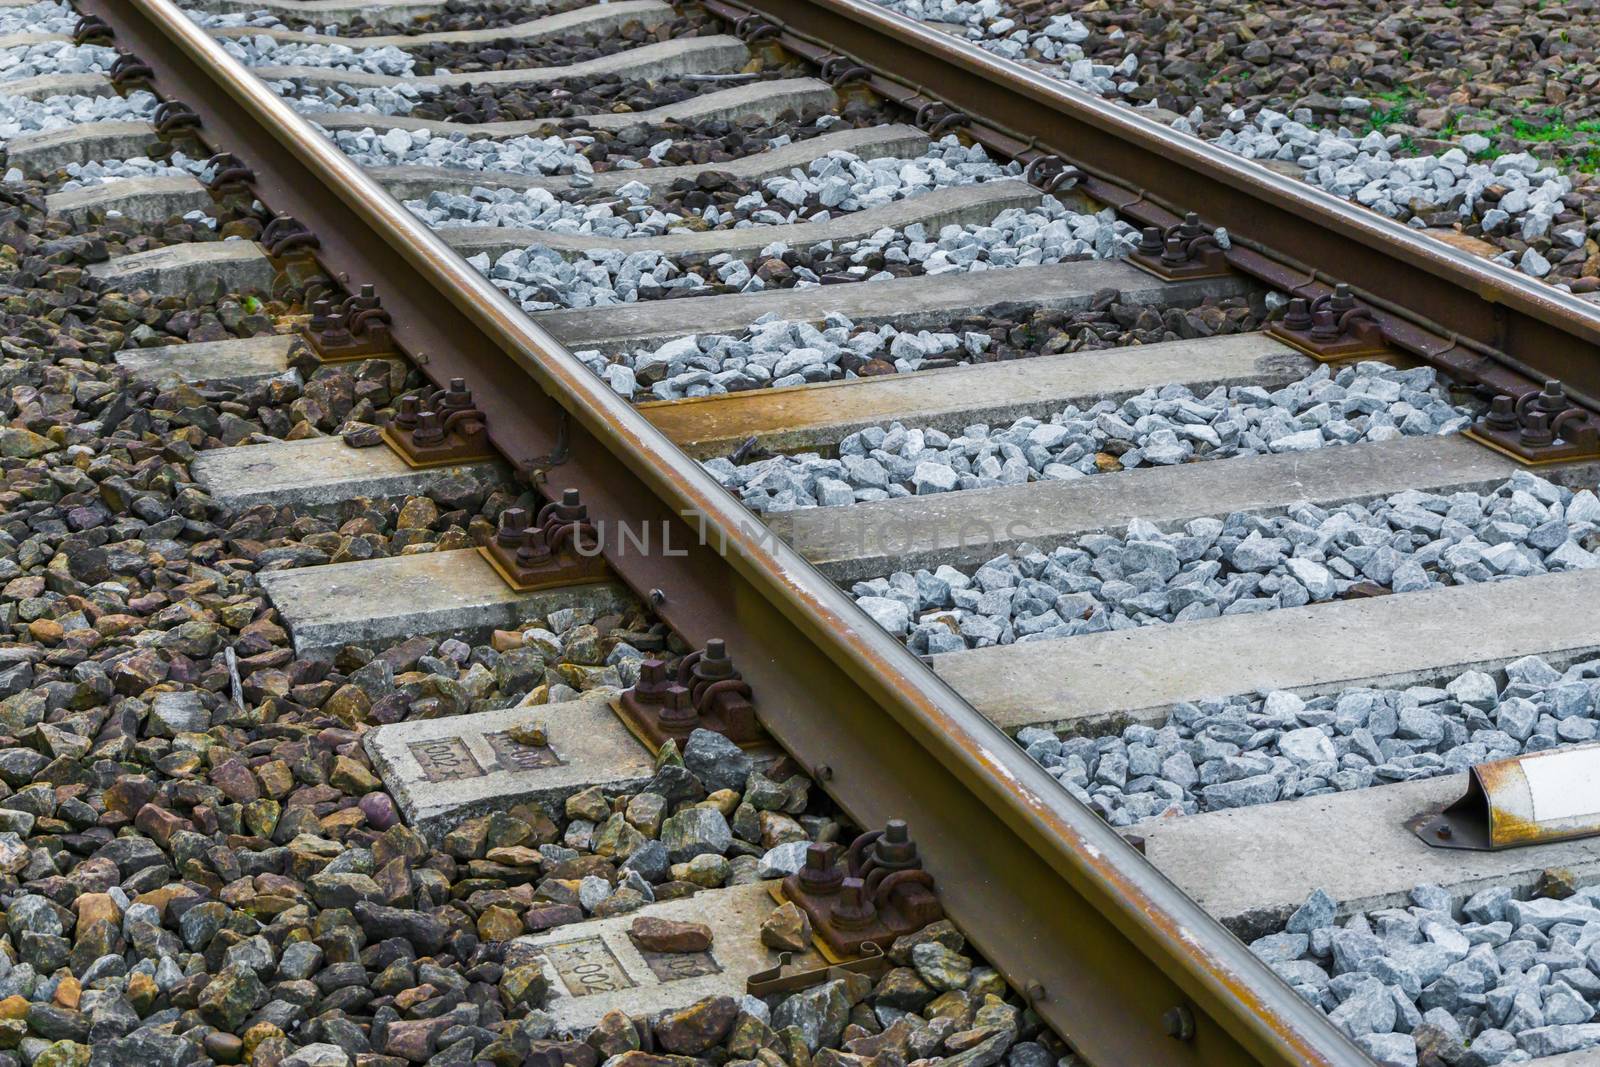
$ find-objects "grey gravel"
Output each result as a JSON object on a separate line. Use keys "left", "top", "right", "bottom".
{"left": 576, "top": 311, "right": 991, "bottom": 401}
{"left": 0, "top": 87, "right": 158, "bottom": 138}
{"left": 1021, "top": 655, "right": 1600, "bottom": 827}
{"left": 1260, "top": 879, "right": 1600, "bottom": 1064}
{"left": 710, "top": 362, "right": 1472, "bottom": 512}
{"left": 850, "top": 471, "right": 1600, "bottom": 652}
{"left": 217, "top": 34, "right": 419, "bottom": 76}
{"left": 406, "top": 137, "right": 1019, "bottom": 237}
{"left": 0, "top": 2, "right": 79, "bottom": 36}
{"left": 0, "top": 41, "right": 116, "bottom": 80}
{"left": 472, "top": 197, "right": 1138, "bottom": 312}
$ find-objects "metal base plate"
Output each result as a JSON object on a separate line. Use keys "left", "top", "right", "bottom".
{"left": 476, "top": 543, "right": 610, "bottom": 594}
{"left": 608, "top": 692, "right": 775, "bottom": 756}
{"left": 1125, "top": 250, "right": 1233, "bottom": 282}
{"left": 1265, "top": 323, "right": 1394, "bottom": 363}
{"left": 380, "top": 425, "right": 497, "bottom": 470}
{"left": 1462, "top": 426, "right": 1600, "bottom": 468}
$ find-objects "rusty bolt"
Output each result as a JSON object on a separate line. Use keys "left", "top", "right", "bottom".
{"left": 1163, "top": 1005, "right": 1195, "bottom": 1041}
{"left": 1136, "top": 226, "right": 1164, "bottom": 257}
{"left": 831, "top": 878, "right": 877, "bottom": 929}
{"left": 496, "top": 508, "right": 528, "bottom": 547}
{"left": 1485, "top": 394, "right": 1518, "bottom": 432}
{"left": 799, "top": 843, "right": 843, "bottom": 894}
{"left": 1282, "top": 297, "right": 1313, "bottom": 332}
{"left": 1520, "top": 410, "right": 1555, "bottom": 448}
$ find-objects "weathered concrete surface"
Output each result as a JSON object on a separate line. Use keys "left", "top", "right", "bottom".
{"left": 364, "top": 691, "right": 655, "bottom": 843}
{"left": 0, "top": 32, "right": 66, "bottom": 48}
{"left": 87, "top": 241, "right": 275, "bottom": 298}
{"left": 261, "top": 549, "right": 634, "bottom": 659}
{"left": 4, "top": 120, "right": 159, "bottom": 176}
{"left": 258, "top": 36, "right": 748, "bottom": 90}
{"left": 192, "top": 436, "right": 503, "bottom": 512}
{"left": 209, "top": 1, "right": 668, "bottom": 49}
{"left": 1, "top": 73, "right": 116, "bottom": 103}
{"left": 516, "top": 882, "right": 822, "bottom": 1029}
{"left": 651, "top": 333, "right": 1307, "bottom": 459}
{"left": 1135, "top": 774, "right": 1600, "bottom": 941}
{"left": 538, "top": 260, "right": 1255, "bottom": 352}
{"left": 778, "top": 435, "right": 1600, "bottom": 582}
{"left": 312, "top": 78, "right": 835, "bottom": 137}
{"left": 938, "top": 566, "right": 1600, "bottom": 737}
{"left": 114, "top": 334, "right": 298, "bottom": 386}
{"left": 46, "top": 175, "right": 211, "bottom": 224}
{"left": 373, "top": 124, "right": 929, "bottom": 201}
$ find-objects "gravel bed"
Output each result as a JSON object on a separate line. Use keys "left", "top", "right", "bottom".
{"left": 0, "top": 87, "right": 160, "bottom": 139}
{"left": 39, "top": 153, "right": 210, "bottom": 193}
{"left": 265, "top": 0, "right": 598, "bottom": 38}
{"left": 713, "top": 362, "right": 1471, "bottom": 511}
{"left": 471, "top": 198, "right": 1139, "bottom": 312}
{"left": 0, "top": 1, "right": 77, "bottom": 37}
{"left": 406, "top": 67, "right": 805, "bottom": 126}
{"left": 1021, "top": 654, "right": 1600, "bottom": 828}
{"left": 863, "top": 0, "right": 1600, "bottom": 289}
{"left": 1260, "top": 877, "right": 1600, "bottom": 1064}
{"left": 273, "top": 77, "right": 433, "bottom": 118}
{"left": 1206, "top": 118, "right": 1591, "bottom": 282}
{"left": 406, "top": 137, "right": 1020, "bottom": 237}
{"left": 850, "top": 470, "right": 1600, "bottom": 652}
{"left": 406, "top": 11, "right": 719, "bottom": 76}
{"left": 217, "top": 34, "right": 419, "bottom": 77}
{"left": 328, "top": 101, "right": 902, "bottom": 175}
{"left": 576, "top": 289, "right": 1268, "bottom": 401}
{"left": 0, "top": 146, "right": 1071, "bottom": 1067}
{"left": 0, "top": 42, "right": 116, "bottom": 81}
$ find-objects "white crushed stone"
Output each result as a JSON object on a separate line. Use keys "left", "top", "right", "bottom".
{"left": 0, "top": 42, "right": 117, "bottom": 81}
{"left": 1024, "top": 655, "right": 1600, "bottom": 827}
{"left": 406, "top": 137, "right": 1020, "bottom": 236}
{"left": 328, "top": 124, "right": 599, "bottom": 174}
{"left": 1260, "top": 877, "right": 1600, "bottom": 1064}
{"left": 469, "top": 198, "right": 1138, "bottom": 312}
{"left": 270, "top": 78, "right": 432, "bottom": 117}
{"left": 868, "top": 0, "right": 1576, "bottom": 284}
{"left": 0, "top": 2, "right": 78, "bottom": 37}
{"left": 849, "top": 471, "right": 1599, "bottom": 651}
{"left": 865, "top": 0, "right": 1129, "bottom": 96}
{"left": 575, "top": 312, "right": 991, "bottom": 401}
{"left": 52, "top": 152, "right": 209, "bottom": 191}
{"left": 218, "top": 35, "right": 419, "bottom": 77}
{"left": 712, "top": 362, "right": 1471, "bottom": 511}
{"left": 0, "top": 88, "right": 158, "bottom": 139}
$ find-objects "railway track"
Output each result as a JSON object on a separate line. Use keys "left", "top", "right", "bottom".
{"left": 6, "top": 0, "right": 1600, "bottom": 1065}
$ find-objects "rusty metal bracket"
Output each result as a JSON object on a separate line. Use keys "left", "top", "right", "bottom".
{"left": 1266, "top": 284, "right": 1395, "bottom": 362}
{"left": 477, "top": 489, "right": 611, "bottom": 592}
{"left": 73, "top": 15, "right": 114, "bottom": 44}
{"left": 1462, "top": 380, "right": 1600, "bottom": 467}
{"left": 1409, "top": 743, "right": 1600, "bottom": 850}
{"left": 1126, "top": 212, "right": 1232, "bottom": 282}
{"left": 779, "top": 822, "right": 945, "bottom": 961}
{"left": 109, "top": 52, "right": 154, "bottom": 90}
{"left": 381, "top": 378, "right": 497, "bottom": 469}
{"left": 612, "top": 639, "right": 768, "bottom": 752}
{"left": 262, "top": 213, "right": 320, "bottom": 258}
{"left": 153, "top": 100, "right": 201, "bottom": 136}
{"left": 1021, "top": 154, "right": 1079, "bottom": 194}
{"left": 747, "top": 941, "right": 887, "bottom": 996}
{"left": 203, "top": 152, "right": 255, "bottom": 194}
{"left": 301, "top": 286, "right": 397, "bottom": 362}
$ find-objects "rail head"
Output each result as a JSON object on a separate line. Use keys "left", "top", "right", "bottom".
{"left": 89, "top": 1, "right": 1374, "bottom": 1062}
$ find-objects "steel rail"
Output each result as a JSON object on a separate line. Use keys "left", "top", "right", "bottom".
{"left": 715, "top": 0, "right": 1600, "bottom": 411}
{"left": 82, "top": 2, "right": 1371, "bottom": 1063}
